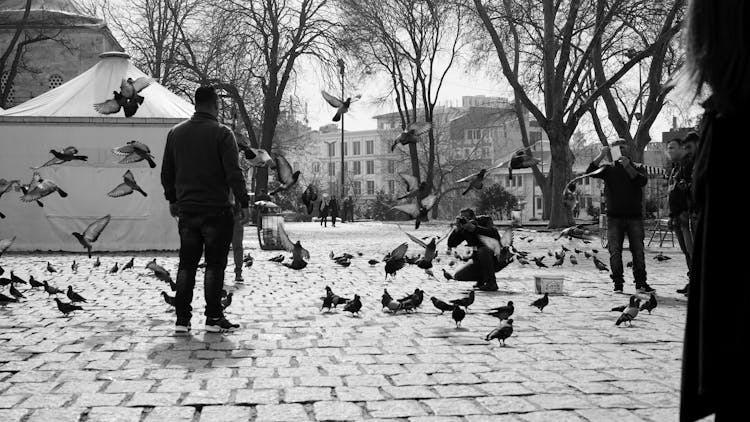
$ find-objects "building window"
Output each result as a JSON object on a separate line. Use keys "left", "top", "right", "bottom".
{"left": 353, "top": 181, "right": 362, "bottom": 196}
{"left": 344, "top": 142, "right": 348, "bottom": 156}
{"left": 366, "top": 160, "right": 374, "bottom": 174}
{"left": 366, "top": 140, "right": 374, "bottom": 154}
{"left": 529, "top": 131, "right": 542, "bottom": 142}
{"left": 328, "top": 143, "right": 336, "bottom": 157}
{"left": 352, "top": 161, "right": 361, "bottom": 175}
{"left": 387, "top": 160, "right": 395, "bottom": 173}
{"left": 312, "top": 162, "right": 321, "bottom": 173}
{"left": 584, "top": 177, "right": 590, "bottom": 185}
{"left": 536, "top": 197, "right": 542, "bottom": 212}
{"left": 366, "top": 180, "right": 375, "bottom": 195}
{"left": 513, "top": 175, "right": 522, "bottom": 187}
{"left": 465, "top": 128, "right": 482, "bottom": 140}
{"left": 48, "top": 74, "right": 64, "bottom": 90}
{"left": 328, "top": 162, "right": 336, "bottom": 176}
{"left": 353, "top": 141, "right": 361, "bottom": 155}
{"left": 388, "top": 180, "right": 395, "bottom": 194}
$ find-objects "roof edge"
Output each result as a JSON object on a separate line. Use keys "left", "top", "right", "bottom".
{"left": 0, "top": 116, "right": 185, "bottom": 124}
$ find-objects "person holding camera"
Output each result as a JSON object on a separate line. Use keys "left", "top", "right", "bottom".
{"left": 446, "top": 208, "right": 513, "bottom": 291}
{"left": 666, "top": 136, "right": 694, "bottom": 295}
{"left": 588, "top": 139, "right": 652, "bottom": 294}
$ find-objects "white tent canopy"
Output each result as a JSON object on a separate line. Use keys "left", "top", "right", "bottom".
{"left": 0, "top": 52, "right": 195, "bottom": 253}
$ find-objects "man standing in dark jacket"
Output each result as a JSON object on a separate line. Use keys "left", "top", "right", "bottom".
{"left": 161, "top": 86, "right": 250, "bottom": 333}
{"left": 666, "top": 136, "right": 694, "bottom": 296}
{"left": 588, "top": 139, "right": 653, "bottom": 294}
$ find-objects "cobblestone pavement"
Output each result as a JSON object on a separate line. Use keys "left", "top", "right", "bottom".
{"left": 0, "top": 222, "right": 713, "bottom": 421}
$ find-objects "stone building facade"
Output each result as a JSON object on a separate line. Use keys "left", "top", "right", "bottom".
{"left": 0, "top": 0, "right": 122, "bottom": 108}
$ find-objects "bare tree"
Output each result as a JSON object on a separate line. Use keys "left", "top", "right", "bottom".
{"left": 471, "top": 0, "right": 679, "bottom": 228}
{"left": 339, "top": 0, "right": 466, "bottom": 195}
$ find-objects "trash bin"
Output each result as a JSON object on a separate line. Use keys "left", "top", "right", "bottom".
{"left": 254, "top": 200, "right": 285, "bottom": 250}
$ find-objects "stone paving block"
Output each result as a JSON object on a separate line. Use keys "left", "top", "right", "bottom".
{"left": 586, "top": 394, "right": 647, "bottom": 409}
{"left": 206, "top": 377, "right": 250, "bottom": 390}
{"left": 73, "top": 393, "right": 126, "bottom": 407}
{"left": 182, "top": 390, "right": 232, "bottom": 405}
{"left": 299, "top": 376, "right": 343, "bottom": 387}
{"left": 464, "top": 415, "right": 522, "bottom": 422}
{"left": 390, "top": 373, "right": 436, "bottom": 386}
{"left": 334, "top": 386, "right": 384, "bottom": 401}
{"left": 5, "top": 371, "right": 55, "bottom": 383}
{"left": 344, "top": 374, "right": 391, "bottom": 387}
{"left": 253, "top": 377, "right": 295, "bottom": 389}
{"left": 634, "top": 392, "right": 680, "bottom": 408}
{"left": 476, "top": 382, "right": 533, "bottom": 396}
{"left": 255, "top": 403, "right": 310, "bottom": 421}
{"left": 105, "top": 379, "right": 155, "bottom": 393}
{"left": 198, "top": 405, "right": 253, "bottom": 422}
{"left": 632, "top": 408, "right": 680, "bottom": 422}
{"left": 576, "top": 408, "right": 648, "bottom": 422}
{"left": 519, "top": 410, "right": 588, "bottom": 422}
{"left": 525, "top": 394, "right": 592, "bottom": 410}
{"left": 313, "top": 401, "right": 363, "bottom": 421}
{"left": 366, "top": 400, "right": 428, "bottom": 418}
{"left": 56, "top": 381, "right": 106, "bottom": 393}
{"left": 283, "top": 386, "right": 332, "bottom": 402}
{"left": 87, "top": 406, "right": 143, "bottom": 422}
{"left": 26, "top": 407, "right": 84, "bottom": 422}
{"left": 409, "top": 417, "right": 463, "bottom": 422}
{"left": 15, "top": 393, "right": 72, "bottom": 408}
{"left": 382, "top": 385, "right": 438, "bottom": 399}
{"left": 126, "top": 392, "right": 181, "bottom": 407}
{"left": 0, "top": 409, "right": 29, "bottom": 422}
{"left": 156, "top": 378, "right": 203, "bottom": 393}
{"left": 234, "top": 389, "right": 281, "bottom": 404}
{"left": 0, "top": 395, "right": 26, "bottom": 409}
{"left": 143, "top": 406, "right": 196, "bottom": 422}
{"left": 475, "top": 396, "right": 537, "bottom": 414}
{"left": 433, "top": 385, "right": 484, "bottom": 398}
{"left": 421, "top": 398, "right": 487, "bottom": 416}
{"left": 432, "top": 373, "right": 481, "bottom": 385}
{"left": 3, "top": 382, "right": 57, "bottom": 395}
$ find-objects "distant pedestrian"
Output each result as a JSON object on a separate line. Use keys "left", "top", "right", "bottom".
{"left": 319, "top": 196, "right": 330, "bottom": 227}
{"left": 665, "top": 136, "right": 693, "bottom": 295}
{"left": 329, "top": 196, "right": 339, "bottom": 227}
{"left": 680, "top": 1, "right": 748, "bottom": 420}
{"left": 161, "top": 85, "right": 249, "bottom": 333}
{"left": 587, "top": 139, "right": 653, "bottom": 294}
{"left": 342, "top": 196, "right": 353, "bottom": 222}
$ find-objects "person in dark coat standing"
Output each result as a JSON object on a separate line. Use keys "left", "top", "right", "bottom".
{"left": 319, "top": 197, "right": 330, "bottom": 227}
{"left": 680, "top": 1, "right": 749, "bottom": 420}
{"left": 329, "top": 196, "right": 339, "bottom": 227}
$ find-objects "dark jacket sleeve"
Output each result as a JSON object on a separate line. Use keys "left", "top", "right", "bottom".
{"left": 447, "top": 228, "right": 464, "bottom": 248}
{"left": 632, "top": 164, "right": 648, "bottom": 187}
{"left": 587, "top": 162, "right": 607, "bottom": 179}
{"left": 161, "top": 129, "right": 176, "bottom": 203}
{"left": 219, "top": 128, "right": 250, "bottom": 208}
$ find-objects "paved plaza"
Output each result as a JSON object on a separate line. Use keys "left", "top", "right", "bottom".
{"left": 0, "top": 221, "right": 711, "bottom": 421}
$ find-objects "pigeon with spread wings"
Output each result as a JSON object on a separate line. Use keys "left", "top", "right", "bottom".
{"left": 321, "top": 90, "right": 361, "bottom": 122}
{"left": 277, "top": 222, "right": 310, "bottom": 270}
{"left": 401, "top": 226, "right": 452, "bottom": 269}
{"left": 269, "top": 154, "right": 300, "bottom": 195}
{"left": 19, "top": 172, "right": 68, "bottom": 206}
{"left": 391, "top": 122, "right": 432, "bottom": 151}
{"left": 112, "top": 140, "right": 156, "bottom": 168}
{"left": 32, "top": 147, "right": 88, "bottom": 169}
{"left": 384, "top": 242, "right": 408, "bottom": 280}
{"left": 397, "top": 173, "right": 429, "bottom": 201}
{"left": 107, "top": 170, "right": 147, "bottom": 197}
{"left": 72, "top": 215, "right": 111, "bottom": 258}
{"left": 94, "top": 77, "right": 154, "bottom": 117}
{"left": 236, "top": 138, "right": 276, "bottom": 169}
{"left": 392, "top": 194, "right": 437, "bottom": 230}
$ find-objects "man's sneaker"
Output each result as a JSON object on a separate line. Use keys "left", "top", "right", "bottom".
{"left": 613, "top": 283, "right": 624, "bottom": 293}
{"left": 637, "top": 283, "right": 656, "bottom": 293}
{"left": 175, "top": 322, "right": 191, "bottom": 333}
{"left": 676, "top": 284, "right": 689, "bottom": 295}
{"left": 235, "top": 273, "right": 244, "bottom": 282}
{"left": 205, "top": 317, "right": 239, "bottom": 332}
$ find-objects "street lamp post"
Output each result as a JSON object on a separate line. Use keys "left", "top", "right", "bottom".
{"left": 338, "top": 58, "right": 346, "bottom": 199}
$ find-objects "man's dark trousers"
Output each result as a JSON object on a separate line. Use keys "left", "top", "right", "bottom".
{"left": 607, "top": 216, "right": 647, "bottom": 286}
{"left": 175, "top": 209, "right": 234, "bottom": 323}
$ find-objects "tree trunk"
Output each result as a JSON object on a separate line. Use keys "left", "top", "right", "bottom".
{"left": 547, "top": 133, "right": 575, "bottom": 228}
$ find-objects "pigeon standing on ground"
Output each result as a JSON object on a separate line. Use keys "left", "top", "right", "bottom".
{"left": 485, "top": 319, "right": 514, "bottom": 346}
{"left": 431, "top": 297, "right": 453, "bottom": 314}
{"left": 639, "top": 293, "right": 657, "bottom": 314}
{"left": 488, "top": 301, "right": 515, "bottom": 320}
{"left": 530, "top": 293, "right": 549, "bottom": 312}
{"left": 0, "top": 292, "right": 18, "bottom": 303}
{"left": 569, "top": 255, "right": 578, "bottom": 265}
{"left": 221, "top": 292, "right": 233, "bottom": 310}
{"left": 442, "top": 268, "right": 454, "bottom": 281}
{"left": 43, "top": 280, "right": 63, "bottom": 296}
{"left": 66, "top": 286, "right": 87, "bottom": 302}
{"left": 533, "top": 256, "right": 547, "bottom": 268}
{"left": 9, "top": 283, "right": 25, "bottom": 299}
{"left": 71, "top": 260, "right": 78, "bottom": 272}
{"left": 615, "top": 296, "right": 641, "bottom": 326}
{"left": 343, "top": 294, "right": 362, "bottom": 316}
{"left": 593, "top": 256, "right": 609, "bottom": 271}
{"left": 450, "top": 290, "right": 475, "bottom": 310}
{"left": 46, "top": 262, "right": 57, "bottom": 273}
{"left": 93, "top": 256, "right": 101, "bottom": 267}
{"left": 451, "top": 304, "right": 466, "bottom": 327}
{"left": 384, "top": 243, "right": 408, "bottom": 280}
{"left": 28, "top": 276, "right": 44, "bottom": 288}
{"left": 109, "top": 262, "right": 119, "bottom": 274}
{"left": 122, "top": 257, "right": 134, "bottom": 271}
{"left": 654, "top": 252, "right": 672, "bottom": 262}
{"left": 72, "top": 215, "right": 111, "bottom": 258}
{"left": 54, "top": 298, "right": 83, "bottom": 316}
{"left": 161, "top": 291, "right": 176, "bottom": 307}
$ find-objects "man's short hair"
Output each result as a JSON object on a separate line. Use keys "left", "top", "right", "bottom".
{"left": 682, "top": 131, "right": 699, "bottom": 144}
{"left": 611, "top": 138, "right": 627, "bottom": 147}
{"left": 459, "top": 208, "right": 476, "bottom": 219}
{"left": 195, "top": 86, "right": 218, "bottom": 106}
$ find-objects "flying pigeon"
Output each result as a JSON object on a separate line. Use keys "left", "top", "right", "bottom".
{"left": 94, "top": 77, "right": 154, "bottom": 117}
{"left": 107, "top": 170, "right": 147, "bottom": 197}
{"left": 396, "top": 173, "right": 429, "bottom": 201}
{"left": 321, "top": 90, "right": 361, "bottom": 122}
{"left": 19, "top": 172, "right": 67, "bottom": 206}
{"left": 32, "top": 147, "right": 87, "bottom": 169}
{"left": 456, "top": 169, "right": 487, "bottom": 195}
{"left": 112, "top": 140, "right": 156, "bottom": 168}
{"left": 391, "top": 122, "right": 432, "bottom": 151}
{"left": 391, "top": 194, "right": 437, "bottom": 230}
{"left": 72, "top": 215, "right": 111, "bottom": 258}
{"left": 236, "top": 138, "right": 276, "bottom": 168}
{"left": 269, "top": 154, "right": 300, "bottom": 195}
{"left": 278, "top": 222, "right": 309, "bottom": 270}
{"left": 384, "top": 242, "right": 408, "bottom": 280}
{"left": 401, "top": 225, "right": 452, "bottom": 270}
